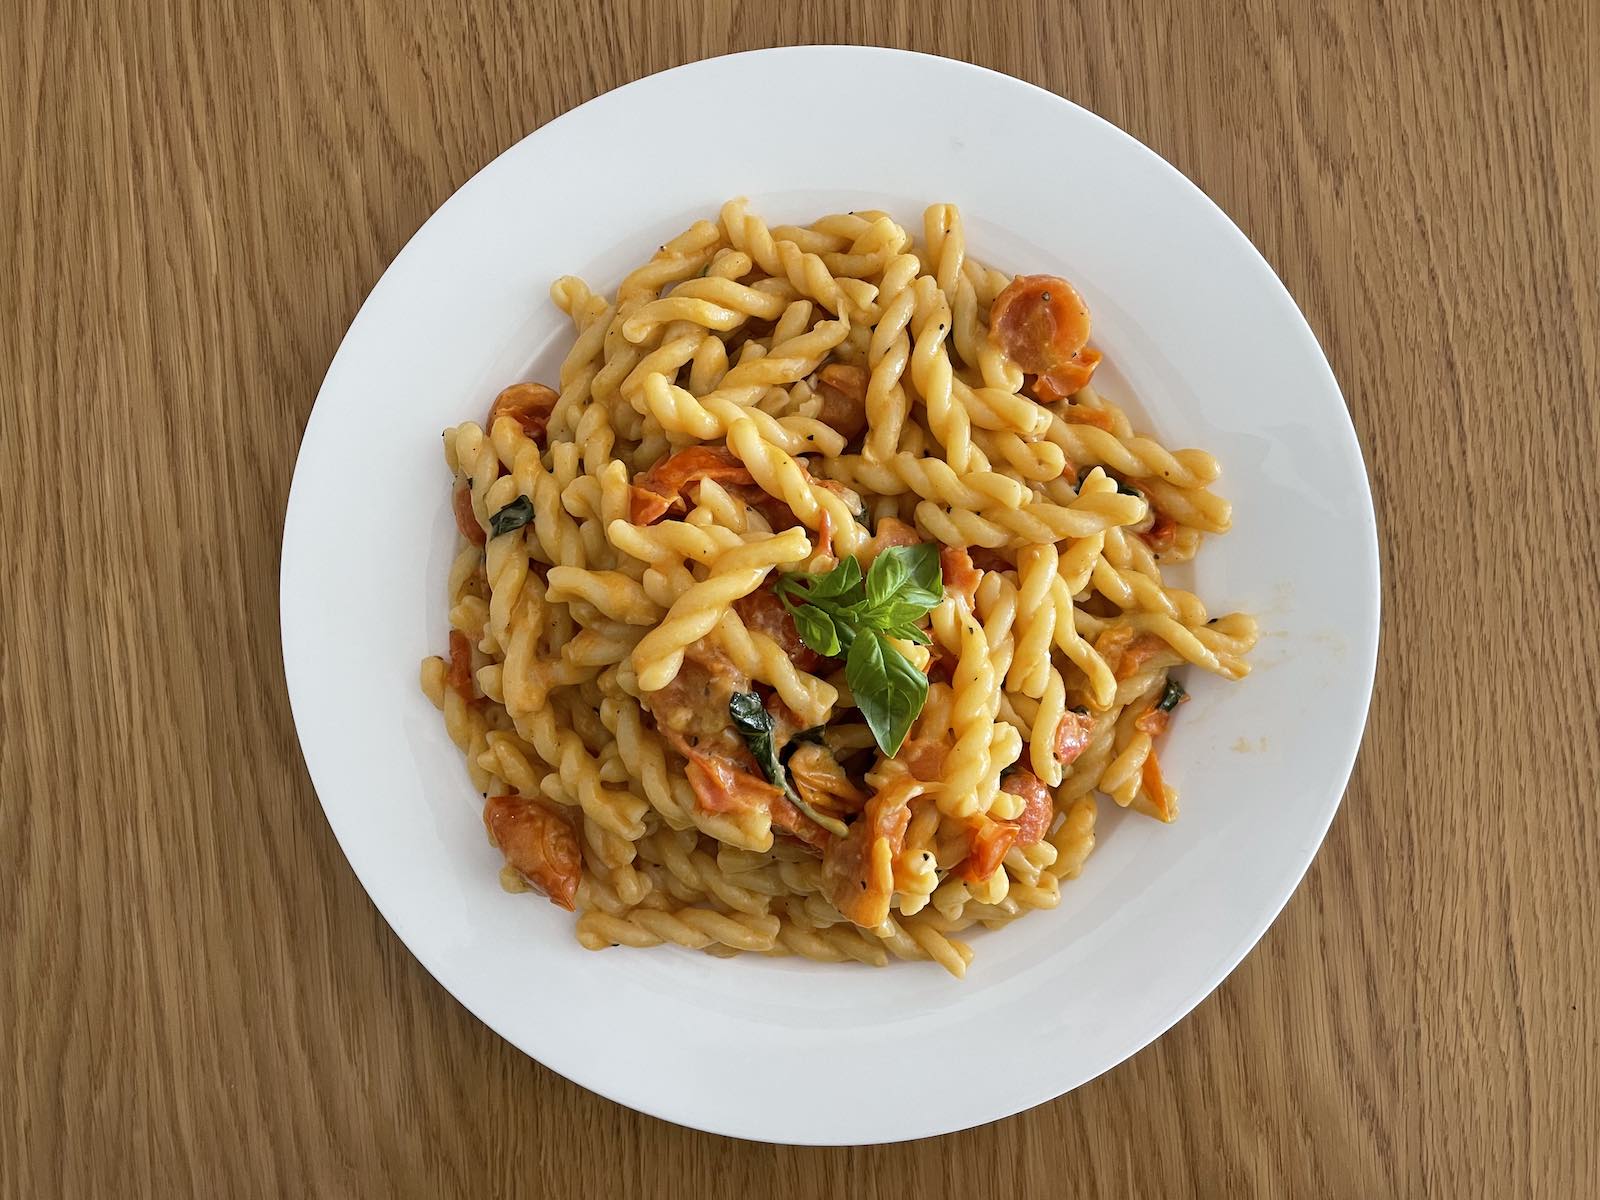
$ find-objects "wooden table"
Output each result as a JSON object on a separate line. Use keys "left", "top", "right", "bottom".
{"left": 5, "top": 2, "right": 1596, "bottom": 1195}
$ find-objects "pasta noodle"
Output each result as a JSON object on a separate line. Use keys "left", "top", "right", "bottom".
{"left": 421, "top": 200, "right": 1254, "bottom": 977}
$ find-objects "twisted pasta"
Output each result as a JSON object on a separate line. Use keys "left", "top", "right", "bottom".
{"left": 913, "top": 486, "right": 1146, "bottom": 549}
{"left": 631, "top": 529, "right": 812, "bottom": 692}
{"left": 821, "top": 452, "right": 1029, "bottom": 510}
{"left": 422, "top": 198, "right": 1251, "bottom": 977}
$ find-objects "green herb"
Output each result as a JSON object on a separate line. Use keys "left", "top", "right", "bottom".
{"left": 726, "top": 693, "right": 848, "bottom": 837}
{"left": 845, "top": 633, "right": 929, "bottom": 757}
{"left": 1156, "top": 677, "right": 1189, "bottom": 713}
{"left": 776, "top": 544, "right": 943, "bottom": 756}
{"left": 488, "top": 495, "right": 535, "bottom": 537}
{"left": 728, "top": 692, "right": 782, "bottom": 778}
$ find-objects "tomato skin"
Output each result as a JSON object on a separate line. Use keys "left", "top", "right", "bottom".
{"left": 1141, "top": 751, "right": 1175, "bottom": 822}
{"left": 1053, "top": 710, "right": 1095, "bottom": 766}
{"left": 988, "top": 274, "right": 1091, "bottom": 375}
{"left": 1117, "top": 633, "right": 1169, "bottom": 681}
{"left": 815, "top": 363, "right": 869, "bottom": 440}
{"left": 447, "top": 631, "right": 476, "bottom": 701}
{"left": 940, "top": 546, "right": 982, "bottom": 607}
{"left": 1030, "top": 347, "right": 1103, "bottom": 403}
{"left": 453, "top": 483, "right": 486, "bottom": 546}
{"left": 734, "top": 586, "right": 825, "bottom": 671}
{"left": 897, "top": 729, "right": 948, "bottom": 780}
{"left": 1093, "top": 627, "right": 1169, "bottom": 681}
{"left": 1141, "top": 512, "right": 1178, "bottom": 554}
{"left": 821, "top": 784, "right": 913, "bottom": 926}
{"left": 958, "top": 816, "right": 1020, "bottom": 884}
{"left": 681, "top": 748, "right": 781, "bottom": 814}
{"left": 487, "top": 382, "right": 559, "bottom": 443}
{"left": 861, "top": 517, "right": 922, "bottom": 562}
{"left": 1002, "top": 770, "right": 1054, "bottom": 845}
{"left": 1134, "top": 706, "right": 1171, "bottom": 736}
{"left": 629, "top": 446, "right": 757, "bottom": 524}
{"left": 483, "top": 795, "right": 582, "bottom": 910}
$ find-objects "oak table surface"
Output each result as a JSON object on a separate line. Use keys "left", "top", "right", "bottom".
{"left": 4, "top": 1, "right": 1596, "bottom": 1196}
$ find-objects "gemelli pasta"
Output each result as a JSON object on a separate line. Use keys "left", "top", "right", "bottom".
{"left": 420, "top": 200, "right": 1256, "bottom": 976}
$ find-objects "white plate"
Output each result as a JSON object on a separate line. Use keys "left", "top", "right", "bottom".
{"left": 281, "top": 47, "right": 1378, "bottom": 1144}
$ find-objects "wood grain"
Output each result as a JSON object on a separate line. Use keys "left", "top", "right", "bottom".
{"left": 4, "top": 0, "right": 1596, "bottom": 1195}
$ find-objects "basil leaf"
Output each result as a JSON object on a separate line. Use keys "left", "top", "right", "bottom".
{"left": 870, "top": 598, "right": 939, "bottom": 631}
{"left": 728, "top": 692, "right": 782, "bottom": 781}
{"left": 883, "top": 622, "right": 932, "bottom": 646}
{"left": 728, "top": 691, "right": 772, "bottom": 739}
{"left": 864, "top": 548, "right": 909, "bottom": 608}
{"left": 845, "top": 630, "right": 928, "bottom": 757}
{"left": 873, "top": 542, "right": 943, "bottom": 610}
{"left": 488, "top": 495, "right": 535, "bottom": 537}
{"left": 788, "top": 602, "right": 843, "bottom": 658}
{"left": 803, "top": 555, "right": 863, "bottom": 602}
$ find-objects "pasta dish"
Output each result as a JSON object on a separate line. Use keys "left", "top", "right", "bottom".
{"left": 420, "top": 200, "right": 1254, "bottom": 976}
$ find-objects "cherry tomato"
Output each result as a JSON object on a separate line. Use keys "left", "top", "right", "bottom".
{"left": 988, "top": 274, "right": 1091, "bottom": 375}
{"left": 483, "top": 795, "right": 582, "bottom": 910}
{"left": 487, "top": 381, "right": 559, "bottom": 443}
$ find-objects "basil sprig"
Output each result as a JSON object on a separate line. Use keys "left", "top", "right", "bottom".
{"left": 775, "top": 543, "right": 942, "bottom": 757}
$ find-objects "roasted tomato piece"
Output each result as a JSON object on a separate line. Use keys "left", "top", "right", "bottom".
{"left": 483, "top": 795, "right": 581, "bottom": 910}
{"left": 452, "top": 483, "right": 486, "bottom": 546}
{"left": 1001, "top": 769, "right": 1053, "bottom": 845}
{"left": 1116, "top": 633, "right": 1169, "bottom": 681}
{"left": 447, "top": 631, "right": 476, "bottom": 701}
{"left": 734, "top": 586, "right": 825, "bottom": 671}
{"left": 940, "top": 545, "right": 981, "bottom": 607}
{"left": 1140, "top": 512, "right": 1178, "bottom": 554}
{"left": 1030, "top": 347, "right": 1103, "bottom": 403}
{"left": 681, "top": 750, "right": 781, "bottom": 815}
{"left": 958, "top": 815, "right": 1020, "bottom": 884}
{"left": 1054, "top": 709, "right": 1095, "bottom": 766}
{"left": 821, "top": 782, "right": 915, "bottom": 927}
{"left": 630, "top": 446, "right": 757, "bottom": 525}
{"left": 814, "top": 363, "right": 869, "bottom": 440}
{"left": 988, "top": 274, "right": 1091, "bottom": 375}
{"left": 860, "top": 516, "right": 922, "bottom": 563}
{"left": 487, "top": 381, "right": 559, "bottom": 443}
